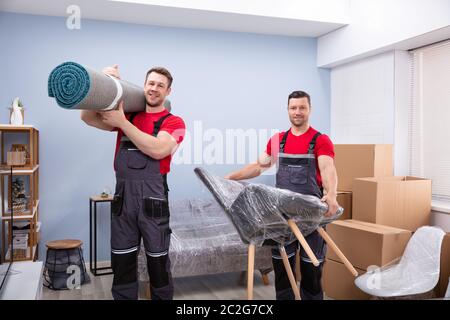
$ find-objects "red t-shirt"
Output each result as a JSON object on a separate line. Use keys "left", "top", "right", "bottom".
{"left": 114, "top": 109, "right": 186, "bottom": 174}
{"left": 265, "top": 126, "right": 334, "bottom": 188}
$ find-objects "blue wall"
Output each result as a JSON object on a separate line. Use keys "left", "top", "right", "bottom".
{"left": 0, "top": 12, "right": 330, "bottom": 261}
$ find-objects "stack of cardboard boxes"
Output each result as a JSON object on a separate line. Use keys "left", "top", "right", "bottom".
{"left": 333, "top": 145, "right": 394, "bottom": 222}
{"left": 322, "top": 144, "right": 448, "bottom": 299}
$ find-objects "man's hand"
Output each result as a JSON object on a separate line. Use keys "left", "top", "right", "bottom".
{"left": 102, "top": 64, "right": 121, "bottom": 79}
{"left": 101, "top": 101, "right": 127, "bottom": 129}
{"left": 321, "top": 193, "right": 339, "bottom": 218}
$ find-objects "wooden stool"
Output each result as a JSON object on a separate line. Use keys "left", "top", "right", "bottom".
{"left": 46, "top": 239, "right": 83, "bottom": 250}
{"left": 43, "top": 239, "right": 89, "bottom": 290}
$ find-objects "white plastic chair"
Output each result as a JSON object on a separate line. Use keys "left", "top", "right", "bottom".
{"left": 354, "top": 226, "right": 446, "bottom": 298}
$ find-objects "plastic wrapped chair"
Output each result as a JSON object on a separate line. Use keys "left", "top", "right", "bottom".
{"left": 354, "top": 226, "right": 446, "bottom": 298}
{"left": 194, "top": 167, "right": 357, "bottom": 300}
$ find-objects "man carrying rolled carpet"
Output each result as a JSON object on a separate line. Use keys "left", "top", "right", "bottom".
{"left": 224, "top": 91, "right": 339, "bottom": 300}
{"left": 81, "top": 65, "right": 185, "bottom": 300}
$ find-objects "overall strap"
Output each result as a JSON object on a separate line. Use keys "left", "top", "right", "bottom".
{"left": 279, "top": 129, "right": 321, "bottom": 154}
{"left": 128, "top": 112, "right": 139, "bottom": 124}
{"left": 152, "top": 113, "right": 173, "bottom": 137}
{"left": 279, "top": 129, "right": 290, "bottom": 153}
{"left": 119, "top": 113, "right": 139, "bottom": 142}
{"left": 307, "top": 132, "right": 322, "bottom": 154}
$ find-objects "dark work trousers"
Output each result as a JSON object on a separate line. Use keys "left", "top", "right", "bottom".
{"left": 110, "top": 142, "right": 173, "bottom": 300}
{"left": 273, "top": 130, "right": 326, "bottom": 300}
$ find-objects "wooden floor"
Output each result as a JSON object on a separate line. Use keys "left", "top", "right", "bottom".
{"left": 41, "top": 269, "right": 278, "bottom": 300}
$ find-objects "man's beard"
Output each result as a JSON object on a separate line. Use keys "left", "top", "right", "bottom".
{"left": 289, "top": 117, "right": 306, "bottom": 127}
{"left": 145, "top": 96, "right": 164, "bottom": 107}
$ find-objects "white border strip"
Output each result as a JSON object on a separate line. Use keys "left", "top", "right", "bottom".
{"left": 146, "top": 250, "right": 168, "bottom": 258}
{"left": 103, "top": 74, "right": 123, "bottom": 111}
{"left": 111, "top": 246, "right": 138, "bottom": 255}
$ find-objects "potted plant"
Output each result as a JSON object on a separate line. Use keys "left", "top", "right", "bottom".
{"left": 9, "top": 97, "right": 25, "bottom": 125}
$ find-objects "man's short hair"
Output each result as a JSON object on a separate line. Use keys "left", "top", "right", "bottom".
{"left": 146, "top": 67, "right": 173, "bottom": 88}
{"left": 288, "top": 90, "right": 311, "bottom": 106}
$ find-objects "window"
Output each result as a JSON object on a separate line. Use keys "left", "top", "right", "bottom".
{"left": 410, "top": 40, "right": 450, "bottom": 201}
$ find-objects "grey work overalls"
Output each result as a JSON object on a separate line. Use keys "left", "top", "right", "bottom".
{"left": 271, "top": 129, "right": 326, "bottom": 300}
{"left": 110, "top": 113, "right": 173, "bottom": 300}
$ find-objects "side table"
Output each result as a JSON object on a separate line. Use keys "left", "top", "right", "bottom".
{"left": 89, "top": 195, "right": 114, "bottom": 276}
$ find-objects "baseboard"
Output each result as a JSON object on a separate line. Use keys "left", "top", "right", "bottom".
{"left": 84, "top": 260, "right": 111, "bottom": 270}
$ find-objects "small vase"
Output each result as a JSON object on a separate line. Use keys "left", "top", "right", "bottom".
{"left": 9, "top": 107, "right": 24, "bottom": 125}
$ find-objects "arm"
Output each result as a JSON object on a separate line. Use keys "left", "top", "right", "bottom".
{"left": 80, "top": 110, "right": 115, "bottom": 131}
{"left": 224, "top": 152, "right": 275, "bottom": 180}
{"left": 121, "top": 120, "right": 178, "bottom": 160}
{"left": 101, "top": 102, "right": 178, "bottom": 160}
{"left": 318, "top": 155, "right": 339, "bottom": 217}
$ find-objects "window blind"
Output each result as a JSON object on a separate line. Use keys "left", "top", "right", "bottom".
{"left": 410, "top": 40, "right": 450, "bottom": 200}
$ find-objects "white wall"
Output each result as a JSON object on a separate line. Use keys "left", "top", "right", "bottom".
{"left": 318, "top": 0, "right": 450, "bottom": 67}
{"left": 330, "top": 50, "right": 412, "bottom": 176}
{"left": 330, "top": 51, "right": 395, "bottom": 144}
{"left": 431, "top": 211, "right": 450, "bottom": 232}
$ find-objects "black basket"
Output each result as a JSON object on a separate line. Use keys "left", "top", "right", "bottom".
{"left": 43, "top": 247, "right": 90, "bottom": 290}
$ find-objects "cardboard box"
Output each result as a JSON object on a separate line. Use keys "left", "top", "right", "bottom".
{"left": 334, "top": 144, "right": 393, "bottom": 191}
{"left": 353, "top": 176, "right": 432, "bottom": 231}
{"left": 436, "top": 233, "right": 450, "bottom": 297}
{"left": 337, "top": 191, "right": 352, "bottom": 220}
{"left": 323, "top": 258, "right": 369, "bottom": 300}
{"left": 326, "top": 219, "right": 411, "bottom": 270}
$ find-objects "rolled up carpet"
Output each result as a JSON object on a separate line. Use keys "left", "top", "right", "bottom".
{"left": 48, "top": 61, "right": 171, "bottom": 112}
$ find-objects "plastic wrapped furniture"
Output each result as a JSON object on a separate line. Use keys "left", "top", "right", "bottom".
{"left": 138, "top": 199, "right": 273, "bottom": 282}
{"left": 355, "top": 226, "right": 446, "bottom": 298}
{"left": 194, "top": 167, "right": 358, "bottom": 299}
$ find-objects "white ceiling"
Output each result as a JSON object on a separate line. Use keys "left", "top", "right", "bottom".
{"left": 0, "top": 0, "right": 349, "bottom": 37}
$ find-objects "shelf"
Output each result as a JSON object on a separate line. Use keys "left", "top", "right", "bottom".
{"left": 2, "top": 200, "right": 39, "bottom": 220}
{"left": 0, "top": 124, "right": 38, "bottom": 131}
{"left": 90, "top": 195, "right": 114, "bottom": 201}
{"left": 0, "top": 164, "right": 39, "bottom": 175}
{"left": 1, "top": 124, "right": 40, "bottom": 263}
{"left": 5, "top": 244, "right": 37, "bottom": 262}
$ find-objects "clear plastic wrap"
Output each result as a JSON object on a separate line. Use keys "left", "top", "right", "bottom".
{"left": 354, "top": 226, "right": 446, "bottom": 297}
{"left": 194, "top": 167, "right": 343, "bottom": 247}
{"left": 138, "top": 199, "right": 273, "bottom": 280}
